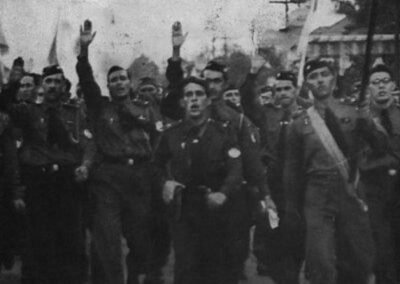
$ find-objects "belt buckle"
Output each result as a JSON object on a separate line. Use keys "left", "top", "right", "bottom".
{"left": 127, "top": 158, "right": 134, "bottom": 166}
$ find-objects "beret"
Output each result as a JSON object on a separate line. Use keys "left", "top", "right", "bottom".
{"left": 304, "top": 57, "right": 334, "bottom": 78}
{"left": 370, "top": 64, "right": 393, "bottom": 78}
{"left": 42, "top": 65, "right": 64, "bottom": 79}
{"left": 203, "top": 60, "right": 227, "bottom": 74}
{"left": 276, "top": 71, "right": 297, "bottom": 86}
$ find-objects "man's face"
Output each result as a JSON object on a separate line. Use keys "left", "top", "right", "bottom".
{"left": 107, "top": 70, "right": 130, "bottom": 100}
{"left": 19, "top": 75, "right": 36, "bottom": 101}
{"left": 256, "top": 85, "right": 273, "bottom": 106}
{"left": 369, "top": 71, "right": 395, "bottom": 108}
{"left": 138, "top": 83, "right": 158, "bottom": 102}
{"left": 222, "top": 89, "right": 241, "bottom": 106}
{"left": 203, "top": 70, "right": 226, "bottom": 100}
{"left": 182, "top": 83, "right": 210, "bottom": 119}
{"left": 42, "top": 73, "right": 64, "bottom": 102}
{"left": 306, "top": 66, "right": 336, "bottom": 100}
{"left": 275, "top": 80, "right": 296, "bottom": 107}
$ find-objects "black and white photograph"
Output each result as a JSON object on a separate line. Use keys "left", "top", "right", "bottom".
{"left": 0, "top": 0, "right": 399, "bottom": 283}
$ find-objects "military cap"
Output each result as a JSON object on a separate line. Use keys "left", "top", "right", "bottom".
{"left": 203, "top": 60, "right": 227, "bottom": 74}
{"left": 370, "top": 64, "right": 393, "bottom": 79}
{"left": 42, "top": 64, "right": 64, "bottom": 79}
{"left": 138, "top": 76, "right": 159, "bottom": 88}
{"left": 276, "top": 71, "right": 297, "bottom": 86}
{"left": 304, "top": 57, "right": 335, "bottom": 78}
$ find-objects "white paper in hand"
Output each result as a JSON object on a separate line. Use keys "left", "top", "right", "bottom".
{"left": 268, "top": 208, "right": 280, "bottom": 229}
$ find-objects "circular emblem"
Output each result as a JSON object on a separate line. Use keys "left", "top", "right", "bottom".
{"left": 155, "top": 121, "right": 164, "bottom": 132}
{"left": 83, "top": 129, "right": 93, "bottom": 139}
{"left": 228, "top": 148, "right": 241, "bottom": 158}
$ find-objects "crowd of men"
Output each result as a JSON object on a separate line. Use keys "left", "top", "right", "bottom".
{"left": 0, "top": 18, "right": 399, "bottom": 284}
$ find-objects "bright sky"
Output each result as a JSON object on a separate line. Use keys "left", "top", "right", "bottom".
{"left": 0, "top": 0, "right": 342, "bottom": 91}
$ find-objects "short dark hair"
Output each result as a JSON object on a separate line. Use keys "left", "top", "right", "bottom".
{"left": 369, "top": 64, "right": 393, "bottom": 79}
{"left": 201, "top": 60, "right": 228, "bottom": 81}
{"left": 107, "top": 65, "right": 129, "bottom": 82}
{"left": 181, "top": 76, "right": 209, "bottom": 97}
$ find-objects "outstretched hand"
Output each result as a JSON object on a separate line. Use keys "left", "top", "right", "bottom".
{"left": 172, "top": 21, "right": 188, "bottom": 48}
{"left": 80, "top": 19, "right": 96, "bottom": 48}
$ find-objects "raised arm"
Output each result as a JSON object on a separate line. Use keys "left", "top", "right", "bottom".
{"left": 76, "top": 20, "right": 103, "bottom": 113}
{"left": 162, "top": 21, "right": 188, "bottom": 120}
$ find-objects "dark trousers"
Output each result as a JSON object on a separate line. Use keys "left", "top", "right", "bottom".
{"left": 253, "top": 214, "right": 304, "bottom": 283}
{"left": 253, "top": 178, "right": 304, "bottom": 284}
{"left": 171, "top": 190, "right": 238, "bottom": 284}
{"left": 22, "top": 166, "right": 86, "bottom": 284}
{"left": 145, "top": 168, "right": 171, "bottom": 280}
{"left": 304, "top": 173, "right": 375, "bottom": 284}
{"left": 89, "top": 162, "right": 152, "bottom": 284}
{"left": 362, "top": 173, "right": 398, "bottom": 284}
{"left": 0, "top": 181, "right": 17, "bottom": 270}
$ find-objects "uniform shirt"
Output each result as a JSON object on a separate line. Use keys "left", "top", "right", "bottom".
{"left": 209, "top": 99, "right": 270, "bottom": 197}
{"left": 284, "top": 98, "right": 388, "bottom": 209}
{"left": 76, "top": 55, "right": 152, "bottom": 160}
{"left": 154, "top": 118, "right": 242, "bottom": 197}
{"left": 0, "top": 111, "right": 20, "bottom": 197}
{"left": 166, "top": 58, "right": 270, "bottom": 197}
{"left": 359, "top": 103, "right": 400, "bottom": 175}
{"left": 9, "top": 101, "right": 94, "bottom": 167}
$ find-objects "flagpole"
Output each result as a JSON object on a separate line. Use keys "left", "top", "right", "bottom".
{"left": 358, "top": 0, "right": 378, "bottom": 105}
{"left": 296, "top": 0, "right": 317, "bottom": 86}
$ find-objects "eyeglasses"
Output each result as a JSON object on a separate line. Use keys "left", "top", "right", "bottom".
{"left": 371, "top": 77, "right": 392, "bottom": 86}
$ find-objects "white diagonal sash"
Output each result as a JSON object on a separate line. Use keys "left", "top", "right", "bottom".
{"left": 306, "top": 106, "right": 368, "bottom": 211}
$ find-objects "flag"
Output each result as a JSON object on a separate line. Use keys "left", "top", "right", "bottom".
{"left": 47, "top": 13, "right": 60, "bottom": 65}
{"left": 297, "top": 0, "right": 318, "bottom": 86}
{"left": 48, "top": 27, "right": 59, "bottom": 65}
{"left": 0, "top": 21, "right": 9, "bottom": 55}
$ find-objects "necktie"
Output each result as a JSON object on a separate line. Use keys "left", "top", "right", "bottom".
{"left": 381, "top": 109, "right": 393, "bottom": 135}
{"left": 324, "top": 107, "right": 349, "bottom": 158}
{"left": 47, "top": 107, "right": 70, "bottom": 149}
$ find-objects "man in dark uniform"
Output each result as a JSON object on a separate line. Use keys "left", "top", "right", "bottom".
{"left": 154, "top": 76, "right": 243, "bottom": 284}
{"left": 166, "top": 24, "right": 276, "bottom": 278}
{"left": 283, "top": 58, "right": 387, "bottom": 284}
{"left": 77, "top": 20, "right": 157, "bottom": 284}
{"left": 245, "top": 70, "right": 305, "bottom": 283}
{"left": 360, "top": 64, "right": 400, "bottom": 284}
{"left": 131, "top": 77, "right": 172, "bottom": 284}
{"left": 5, "top": 63, "right": 94, "bottom": 284}
{"left": 0, "top": 109, "right": 21, "bottom": 271}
